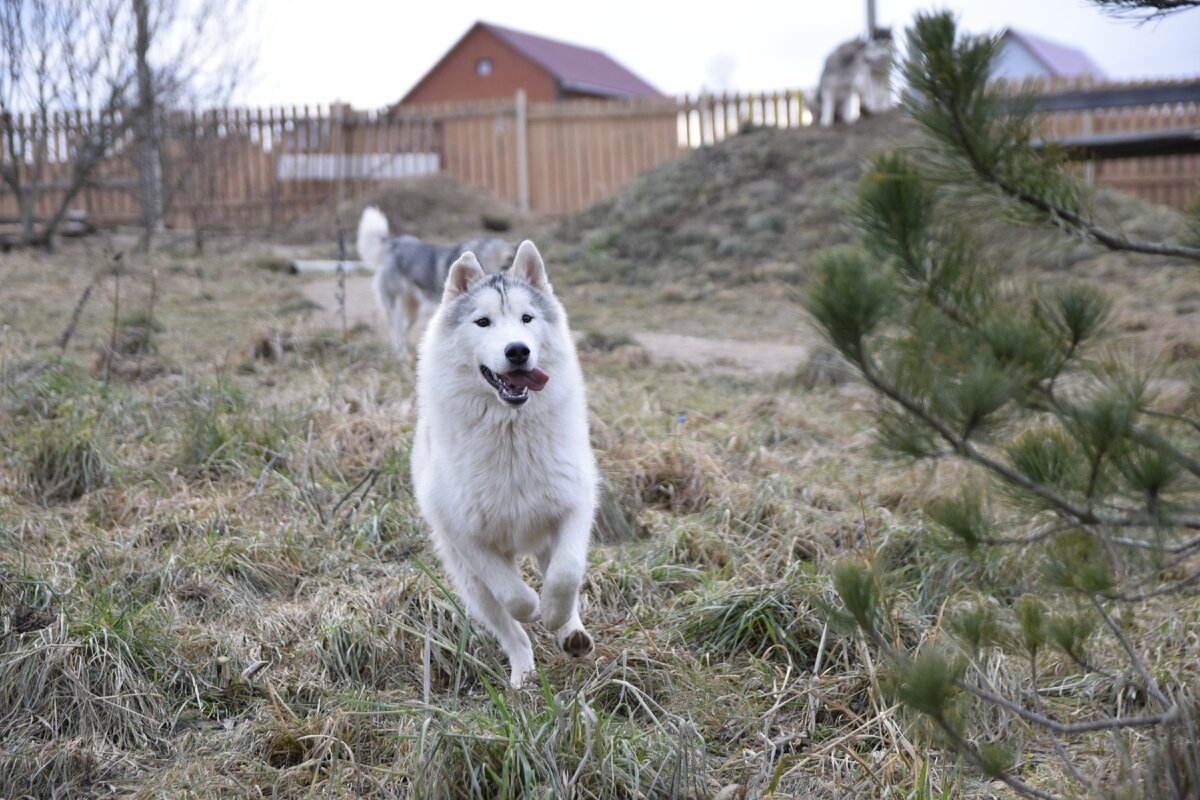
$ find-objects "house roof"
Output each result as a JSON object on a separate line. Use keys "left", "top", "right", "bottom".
{"left": 1001, "top": 28, "right": 1106, "bottom": 80}
{"left": 479, "top": 22, "right": 662, "bottom": 99}
{"left": 400, "top": 21, "right": 663, "bottom": 103}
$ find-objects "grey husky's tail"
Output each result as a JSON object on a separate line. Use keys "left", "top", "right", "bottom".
{"left": 356, "top": 206, "right": 389, "bottom": 271}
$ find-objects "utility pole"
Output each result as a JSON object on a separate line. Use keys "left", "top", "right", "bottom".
{"left": 867, "top": 0, "right": 877, "bottom": 38}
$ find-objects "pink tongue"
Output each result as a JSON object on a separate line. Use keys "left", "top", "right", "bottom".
{"left": 505, "top": 368, "right": 550, "bottom": 391}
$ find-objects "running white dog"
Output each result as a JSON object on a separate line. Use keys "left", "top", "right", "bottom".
{"left": 411, "top": 240, "right": 597, "bottom": 687}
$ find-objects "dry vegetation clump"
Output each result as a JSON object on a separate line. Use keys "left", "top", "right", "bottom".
{"left": 0, "top": 604, "right": 185, "bottom": 751}
{"left": 160, "top": 382, "right": 294, "bottom": 482}
{"left": 604, "top": 433, "right": 724, "bottom": 516}
{"left": 0, "top": 735, "right": 130, "bottom": 800}
{"left": 2, "top": 362, "right": 112, "bottom": 503}
{"left": 282, "top": 173, "right": 537, "bottom": 248}
{"left": 679, "top": 567, "right": 827, "bottom": 667}
{"left": 411, "top": 684, "right": 711, "bottom": 800}
{"left": 314, "top": 577, "right": 489, "bottom": 693}
{"left": 19, "top": 414, "right": 110, "bottom": 502}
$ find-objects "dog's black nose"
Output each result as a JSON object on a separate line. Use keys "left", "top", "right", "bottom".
{"left": 505, "top": 342, "right": 530, "bottom": 365}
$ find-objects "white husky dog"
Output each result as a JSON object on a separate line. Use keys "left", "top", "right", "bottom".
{"left": 412, "top": 240, "right": 597, "bottom": 687}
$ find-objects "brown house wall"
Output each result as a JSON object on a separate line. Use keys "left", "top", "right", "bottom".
{"left": 401, "top": 27, "right": 560, "bottom": 105}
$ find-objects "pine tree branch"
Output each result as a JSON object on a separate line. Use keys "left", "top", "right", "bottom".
{"left": 1128, "top": 423, "right": 1200, "bottom": 479}
{"left": 1140, "top": 407, "right": 1200, "bottom": 436}
{"left": 1028, "top": 652, "right": 1092, "bottom": 790}
{"left": 1089, "top": 595, "right": 1172, "bottom": 708}
{"left": 939, "top": 89, "right": 1200, "bottom": 263}
{"left": 1090, "top": 0, "right": 1200, "bottom": 19}
{"left": 859, "top": 355, "right": 1200, "bottom": 532}
{"left": 1092, "top": 529, "right": 1200, "bottom": 555}
{"left": 979, "top": 522, "right": 1077, "bottom": 546}
{"left": 1030, "top": 378, "right": 1200, "bottom": 497}
{"left": 928, "top": 711, "right": 1066, "bottom": 800}
{"left": 958, "top": 679, "right": 1176, "bottom": 734}
{"left": 1060, "top": 646, "right": 1121, "bottom": 682}
{"left": 859, "top": 354, "right": 1101, "bottom": 522}
{"left": 983, "top": 524, "right": 1200, "bottom": 553}
{"left": 1103, "top": 568, "right": 1200, "bottom": 602}
{"left": 853, "top": 623, "right": 1064, "bottom": 799}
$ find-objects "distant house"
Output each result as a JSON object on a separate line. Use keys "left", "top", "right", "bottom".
{"left": 398, "top": 21, "right": 663, "bottom": 106}
{"left": 991, "top": 28, "right": 1107, "bottom": 82}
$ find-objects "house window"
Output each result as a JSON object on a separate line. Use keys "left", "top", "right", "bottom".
{"left": 476, "top": 57, "right": 493, "bottom": 77}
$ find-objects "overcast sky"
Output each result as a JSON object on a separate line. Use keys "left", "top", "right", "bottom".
{"left": 243, "top": 1, "right": 1200, "bottom": 108}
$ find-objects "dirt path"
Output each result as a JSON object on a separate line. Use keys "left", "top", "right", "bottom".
{"left": 300, "top": 274, "right": 380, "bottom": 329}
{"left": 632, "top": 332, "right": 808, "bottom": 375}
{"left": 299, "top": 276, "right": 809, "bottom": 375}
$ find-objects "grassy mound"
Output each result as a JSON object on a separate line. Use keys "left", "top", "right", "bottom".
{"left": 282, "top": 174, "right": 534, "bottom": 249}
{"left": 556, "top": 113, "right": 913, "bottom": 274}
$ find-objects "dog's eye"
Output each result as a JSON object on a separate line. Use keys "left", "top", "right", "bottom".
{"left": 521, "top": 314, "right": 533, "bottom": 324}
{"left": 475, "top": 317, "right": 490, "bottom": 328}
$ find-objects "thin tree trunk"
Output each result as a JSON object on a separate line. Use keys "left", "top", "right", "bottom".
{"left": 134, "top": 0, "right": 162, "bottom": 252}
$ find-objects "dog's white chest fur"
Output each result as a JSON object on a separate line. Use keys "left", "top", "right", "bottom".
{"left": 415, "top": 397, "right": 592, "bottom": 555}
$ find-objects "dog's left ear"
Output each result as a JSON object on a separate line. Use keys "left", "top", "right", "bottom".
{"left": 443, "top": 252, "right": 485, "bottom": 303}
{"left": 511, "top": 240, "right": 551, "bottom": 293}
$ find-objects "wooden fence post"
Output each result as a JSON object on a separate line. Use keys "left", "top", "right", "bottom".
{"left": 334, "top": 102, "right": 346, "bottom": 210}
{"left": 515, "top": 89, "right": 530, "bottom": 214}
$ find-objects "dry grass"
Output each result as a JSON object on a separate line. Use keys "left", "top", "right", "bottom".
{"left": 0, "top": 154, "right": 1197, "bottom": 798}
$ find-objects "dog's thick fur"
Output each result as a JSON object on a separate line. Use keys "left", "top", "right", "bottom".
{"left": 357, "top": 207, "right": 515, "bottom": 354}
{"left": 412, "top": 240, "right": 597, "bottom": 687}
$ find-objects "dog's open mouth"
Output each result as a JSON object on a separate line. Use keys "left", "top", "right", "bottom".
{"left": 480, "top": 366, "right": 549, "bottom": 405}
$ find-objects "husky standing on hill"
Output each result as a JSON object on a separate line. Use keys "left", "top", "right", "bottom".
{"left": 411, "top": 240, "right": 597, "bottom": 687}
{"left": 356, "top": 206, "right": 515, "bottom": 355}
{"left": 817, "top": 28, "right": 895, "bottom": 127}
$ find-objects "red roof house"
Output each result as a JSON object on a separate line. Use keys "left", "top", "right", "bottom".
{"left": 399, "top": 21, "right": 663, "bottom": 105}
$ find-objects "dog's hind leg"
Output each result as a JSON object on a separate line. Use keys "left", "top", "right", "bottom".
{"left": 373, "top": 270, "right": 410, "bottom": 358}
{"left": 401, "top": 289, "right": 422, "bottom": 348}
{"left": 387, "top": 297, "right": 411, "bottom": 357}
{"left": 539, "top": 510, "right": 594, "bottom": 659}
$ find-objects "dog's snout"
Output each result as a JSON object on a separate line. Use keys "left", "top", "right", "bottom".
{"left": 505, "top": 342, "right": 530, "bottom": 365}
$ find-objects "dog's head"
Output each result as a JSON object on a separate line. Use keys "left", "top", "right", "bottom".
{"left": 438, "top": 240, "right": 560, "bottom": 407}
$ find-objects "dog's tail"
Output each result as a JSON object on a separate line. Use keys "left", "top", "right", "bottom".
{"left": 356, "top": 206, "right": 389, "bottom": 271}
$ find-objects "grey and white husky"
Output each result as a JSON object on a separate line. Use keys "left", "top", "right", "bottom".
{"left": 817, "top": 29, "right": 895, "bottom": 126}
{"left": 412, "top": 240, "right": 597, "bottom": 687}
{"left": 356, "top": 206, "right": 515, "bottom": 354}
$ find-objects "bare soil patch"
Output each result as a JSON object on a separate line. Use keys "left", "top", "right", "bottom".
{"left": 299, "top": 275, "right": 810, "bottom": 374}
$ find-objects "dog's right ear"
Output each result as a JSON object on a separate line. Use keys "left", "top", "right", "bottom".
{"left": 443, "top": 252, "right": 485, "bottom": 303}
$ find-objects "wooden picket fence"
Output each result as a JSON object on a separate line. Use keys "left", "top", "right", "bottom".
{"left": 0, "top": 91, "right": 809, "bottom": 234}
{"left": 1004, "top": 77, "right": 1200, "bottom": 209}
{"left": 0, "top": 79, "right": 1196, "bottom": 239}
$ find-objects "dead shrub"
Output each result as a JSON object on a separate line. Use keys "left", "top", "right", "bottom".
{"left": 20, "top": 416, "right": 109, "bottom": 502}
{"left": 610, "top": 437, "right": 720, "bottom": 515}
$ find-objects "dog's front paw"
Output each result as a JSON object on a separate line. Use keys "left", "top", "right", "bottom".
{"left": 538, "top": 592, "right": 571, "bottom": 632}
{"left": 539, "top": 569, "right": 580, "bottom": 631}
{"left": 506, "top": 584, "right": 540, "bottom": 623}
{"left": 557, "top": 626, "right": 594, "bottom": 658}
